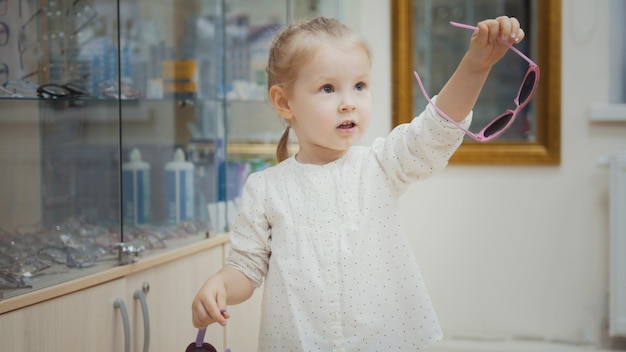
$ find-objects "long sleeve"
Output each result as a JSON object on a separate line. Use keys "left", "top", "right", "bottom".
{"left": 224, "top": 173, "right": 271, "bottom": 288}
{"left": 372, "top": 95, "right": 471, "bottom": 195}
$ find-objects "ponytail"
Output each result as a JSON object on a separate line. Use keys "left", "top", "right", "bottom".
{"left": 276, "top": 127, "right": 290, "bottom": 162}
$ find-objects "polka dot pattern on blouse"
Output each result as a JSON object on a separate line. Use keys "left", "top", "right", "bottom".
{"left": 226, "top": 97, "right": 470, "bottom": 351}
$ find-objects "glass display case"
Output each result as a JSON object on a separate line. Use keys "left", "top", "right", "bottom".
{"left": 0, "top": 0, "right": 344, "bottom": 299}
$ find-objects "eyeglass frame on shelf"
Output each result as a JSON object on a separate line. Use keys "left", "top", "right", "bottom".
{"left": 413, "top": 21, "right": 540, "bottom": 143}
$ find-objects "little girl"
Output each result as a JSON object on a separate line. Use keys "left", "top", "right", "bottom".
{"left": 192, "top": 15, "right": 525, "bottom": 351}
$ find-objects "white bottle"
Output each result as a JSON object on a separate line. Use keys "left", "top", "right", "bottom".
{"left": 164, "top": 148, "right": 195, "bottom": 224}
{"left": 122, "top": 148, "right": 151, "bottom": 225}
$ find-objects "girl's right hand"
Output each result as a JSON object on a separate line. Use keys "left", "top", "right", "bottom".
{"left": 466, "top": 16, "right": 525, "bottom": 71}
{"left": 191, "top": 275, "right": 231, "bottom": 327}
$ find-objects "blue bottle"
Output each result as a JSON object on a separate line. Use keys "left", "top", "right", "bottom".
{"left": 164, "top": 148, "right": 195, "bottom": 224}
{"left": 122, "top": 148, "right": 151, "bottom": 225}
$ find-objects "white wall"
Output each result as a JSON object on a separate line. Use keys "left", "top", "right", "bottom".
{"left": 355, "top": 0, "right": 626, "bottom": 346}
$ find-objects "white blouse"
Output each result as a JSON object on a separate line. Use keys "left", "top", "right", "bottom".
{"left": 225, "top": 99, "right": 470, "bottom": 351}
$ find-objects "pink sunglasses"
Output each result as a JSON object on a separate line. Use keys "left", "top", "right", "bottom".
{"left": 414, "top": 21, "right": 540, "bottom": 142}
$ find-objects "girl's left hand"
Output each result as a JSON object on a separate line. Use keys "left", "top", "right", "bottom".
{"left": 466, "top": 16, "right": 525, "bottom": 70}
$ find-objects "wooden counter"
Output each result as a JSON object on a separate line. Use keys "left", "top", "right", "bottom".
{"left": 0, "top": 234, "right": 229, "bottom": 315}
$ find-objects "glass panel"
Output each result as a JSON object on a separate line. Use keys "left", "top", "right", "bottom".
{"left": 0, "top": 0, "right": 124, "bottom": 298}
{"left": 42, "top": 0, "right": 121, "bottom": 233}
{"left": 116, "top": 0, "right": 225, "bottom": 233}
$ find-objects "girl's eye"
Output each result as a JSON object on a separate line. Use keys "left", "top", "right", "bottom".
{"left": 355, "top": 82, "right": 366, "bottom": 91}
{"left": 321, "top": 84, "right": 334, "bottom": 93}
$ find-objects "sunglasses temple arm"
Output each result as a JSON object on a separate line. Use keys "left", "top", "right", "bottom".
{"left": 503, "top": 41, "right": 538, "bottom": 68}
{"left": 412, "top": 71, "right": 476, "bottom": 137}
{"left": 195, "top": 328, "right": 206, "bottom": 348}
{"left": 449, "top": 21, "right": 538, "bottom": 68}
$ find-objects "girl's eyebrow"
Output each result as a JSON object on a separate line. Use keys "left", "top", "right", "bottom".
{"left": 314, "top": 72, "right": 370, "bottom": 83}
{"left": 309, "top": 76, "right": 336, "bottom": 89}
{"left": 356, "top": 72, "right": 371, "bottom": 80}
{"left": 312, "top": 74, "right": 336, "bottom": 82}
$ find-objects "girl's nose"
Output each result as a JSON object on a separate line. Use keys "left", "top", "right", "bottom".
{"left": 339, "top": 94, "right": 357, "bottom": 112}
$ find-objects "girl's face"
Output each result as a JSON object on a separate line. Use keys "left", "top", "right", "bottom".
{"left": 280, "top": 42, "right": 371, "bottom": 165}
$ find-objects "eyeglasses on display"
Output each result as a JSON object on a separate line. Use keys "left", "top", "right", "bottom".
{"left": 36, "top": 82, "right": 89, "bottom": 99}
{"left": 2, "top": 79, "right": 39, "bottom": 97}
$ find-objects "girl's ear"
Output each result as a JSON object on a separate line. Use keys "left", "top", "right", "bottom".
{"left": 269, "top": 85, "right": 294, "bottom": 120}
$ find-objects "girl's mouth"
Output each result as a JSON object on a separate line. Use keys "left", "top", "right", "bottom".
{"left": 337, "top": 121, "right": 356, "bottom": 129}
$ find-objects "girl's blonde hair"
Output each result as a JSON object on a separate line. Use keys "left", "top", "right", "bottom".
{"left": 266, "top": 16, "right": 371, "bottom": 162}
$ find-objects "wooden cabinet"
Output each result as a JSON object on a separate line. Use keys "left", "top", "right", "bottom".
{"left": 1, "top": 278, "right": 127, "bottom": 351}
{"left": 0, "top": 238, "right": 228, "bottom": 352}
{"left": 125, "top": 244, "right": 225, "bottom": 351}
{"left": 0, "top": 234, "right": 269, "bottom": 352}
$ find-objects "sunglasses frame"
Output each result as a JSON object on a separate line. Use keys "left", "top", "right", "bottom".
{"left": 185, "top": 328, "right": 217, "bottom": 352}
{"left": 186, "top": 309, "right": 231, "bottom": 352}
{"left": 414, "top": 21, "right": 540, "bottom": 143}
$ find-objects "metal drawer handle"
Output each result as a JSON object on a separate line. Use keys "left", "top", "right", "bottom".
{"left": 113, "top": 298, "right": 130, "bottom": 352}
{"left": 133, "top": 288, "right": 150, "bottom": 352}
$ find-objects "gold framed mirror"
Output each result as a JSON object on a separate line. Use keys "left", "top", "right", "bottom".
{"left": 391, "top": 0, "right": 561, "bottom": 165}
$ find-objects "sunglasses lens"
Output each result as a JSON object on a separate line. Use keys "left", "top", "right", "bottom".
{"left": 65, "top": 83, "right": 89, "bottom": 97}
{"left": 483, "top": 112, "right": 514, "bottom": 138}
{"left": 37, "top": 85, "right": 69, "bottom": 99}
{"left": 518, "top": 70, "right": 537, "bottom": 105}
